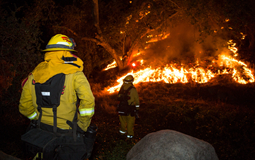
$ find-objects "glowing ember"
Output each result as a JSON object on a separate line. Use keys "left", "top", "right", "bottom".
{"left": 240, "top": 32, "right": 246, "bottom": 40}
{"left": 146, "top": 33, "right": 170, "bottom": 43}
{"left": 104, "top": 60, "right": 117, "bottom": 71}
{"left": 227, "top": 40, "right": 238, "bottom": 56}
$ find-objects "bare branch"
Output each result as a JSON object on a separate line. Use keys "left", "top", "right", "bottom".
{"left": 92, "top": 0, "right": 102, "bottom": 35}
{"left": 8, "top": 4, "right": 23, "bottom": 19}
{"left": 168, "top": 0, "right": 180, "bottom": 9}
{"left": 127, "top": 11, "right": 179, "bottom": 58}
{"left": 140, "top": 11, "right": 179, "bottom": 39}
{"left": 52, "top": 26, "right": 78, "bottom": 36}
{"left": 81, "top": 37, "right": 102, "bottom": 45}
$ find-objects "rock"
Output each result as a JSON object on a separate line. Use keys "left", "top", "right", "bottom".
{"left": 126, "top": 130, "right": 219, "bottom": 160}
{"left": 0, "top": 150, "right": 21, "bottom": 160}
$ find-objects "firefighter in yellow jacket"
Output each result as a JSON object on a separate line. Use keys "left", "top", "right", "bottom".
{"left": 19, "top": 34, "right": 95, "bottom": 133}
{"left": 117, "top": 75, "right": 139, "bottom": 139}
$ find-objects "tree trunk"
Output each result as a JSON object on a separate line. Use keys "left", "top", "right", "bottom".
{"left": 92, "top": 0, "right": 102, "bottom": 35}
{"left": 89, "top": 0, "right": 179, "bottom": 71}
{"left": 99, "top": 40, "right": 125, "bottom": 70}
{"left": 91, "top": 0, "right": 128, "bottom": 70}
{"left": 246, "top": 25, "right": 255, "bottom": 51}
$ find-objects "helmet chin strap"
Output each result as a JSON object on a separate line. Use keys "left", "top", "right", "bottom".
{"left": 69, "top": 38, "right": 76, "bottom": 49}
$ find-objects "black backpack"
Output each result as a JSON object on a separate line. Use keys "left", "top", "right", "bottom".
{"left": 21, "top": 73, "right": 96, "bottom": 160}
{"left": 117, "top": 86, "right": 136, "bottom": 116}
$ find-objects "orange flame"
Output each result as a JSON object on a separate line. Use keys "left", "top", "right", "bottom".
{"left": 106, "top": 52, "right": 254, "bottom": 93}
{"left": 104, "top": 31, "right": 254, "bottom": 93}
{"left": 146, "top": 33, "right": 170, "bottom": 43}
{"left": 104, "top": 60, "right": 117, "bottom": 71}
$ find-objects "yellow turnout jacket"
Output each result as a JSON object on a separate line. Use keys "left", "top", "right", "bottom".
{"left": 19, "top": 51, "right": 95, "bottom": 131}
{"left": 118, "top": 83, "right": 140, "bottom": 110}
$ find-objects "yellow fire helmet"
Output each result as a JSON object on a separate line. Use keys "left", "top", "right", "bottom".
{"left": 42, "top": 34, "right": 77, "bottom": 52}
{"left": 123, "top": 75, "right": 134, "bottom": 83}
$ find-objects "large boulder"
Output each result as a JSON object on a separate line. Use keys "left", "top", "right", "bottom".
{"left": 126, "top": 130, "right": 219, "bottom": 160}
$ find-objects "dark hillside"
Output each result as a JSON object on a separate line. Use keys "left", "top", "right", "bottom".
{"left": 0, "top": 74, "right": 255, "bottom": 160}
{"left": 91, "top": 74, "right": 255, "bottom": 160}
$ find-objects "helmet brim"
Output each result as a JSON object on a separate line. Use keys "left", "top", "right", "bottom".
{"left": 41, "top": 48, "right": 77, "bottom": 52}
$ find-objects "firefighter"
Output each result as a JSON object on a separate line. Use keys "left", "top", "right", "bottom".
{"left": 117, "top": 75, "right": 140, "bottom": 139}
{"left": 19, "top": 34, "right": 95, "bottom": 158}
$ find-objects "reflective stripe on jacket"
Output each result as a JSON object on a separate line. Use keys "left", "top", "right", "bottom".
{"left": 19, "top": 71, "right": 95, "bottom": 131}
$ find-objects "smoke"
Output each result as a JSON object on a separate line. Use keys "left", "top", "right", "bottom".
{"left": 141, "top": 20, "right": 229, "bottom": 67}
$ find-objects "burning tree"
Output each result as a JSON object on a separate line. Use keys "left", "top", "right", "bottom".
{"left": 69, "top": 0, "right": 254, "bottom": 93}
{"left": 52, "top": 0, "right": 181, "bottom": 71}
{"left": 86, "top": 0, "right": 255, "bottom": 70}
{"left": 48, "top": 0, "right": 255, "bottom": 73}
{"left": 8, "top": 0, "right": 252, "bottom": 82}
{"left": 81, "top": 0, "right": 181, "bottom": 70}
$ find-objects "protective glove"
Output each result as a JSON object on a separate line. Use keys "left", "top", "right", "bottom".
{"left": 77, "top": 125, "right": 86, "bottom": 134}
{"left": 134, "top": 110, "right": 140, "bottom": 119}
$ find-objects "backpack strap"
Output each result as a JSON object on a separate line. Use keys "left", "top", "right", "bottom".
{"left": 119, "top": 86, "right": 134, "bottom": 95}
{"left": 52, "top": 105, "right": 57, "bottom": 133}
{"left": 37, "top": 105, "right": 42, "bottom": 129}
{"left": 72, "top": 96, "right": 79, "bottom": 141}
{"left": 65, "top": 95, "right": 79, "bottom": 141}
{"left": 37, "top": 104, "right": 59, "bottom": 134}
{"left": 124, "top": 86, "right": 134, "bottom": 96}
{"left": 35, "top": 73, "right": 65, "bottom": 135}
{"left": 118, "top": 86, "right": 134, "bottom": 104}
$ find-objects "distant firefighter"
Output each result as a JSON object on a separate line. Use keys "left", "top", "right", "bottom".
{"left": 117, "top": 75, "right": 140, "bottom": 139}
